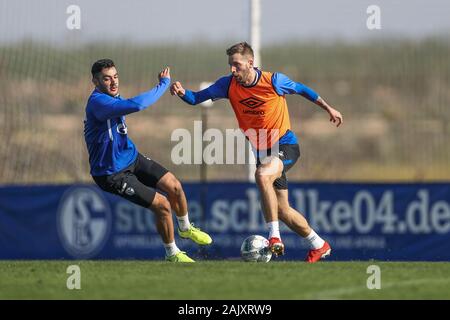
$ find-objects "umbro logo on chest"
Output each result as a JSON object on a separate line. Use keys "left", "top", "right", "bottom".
{"left": 239, "top": 97, "right": 265, "bottom": 109}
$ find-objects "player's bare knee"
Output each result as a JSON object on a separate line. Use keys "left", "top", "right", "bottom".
{"left": 169, "top": 178, "right": 183, "bottom": 198}
{"left": 161, "top": 173, "right": 183, "bottom": 198}
{"left": 255, "top": 169, "right": 273, "bottom": 186}
{"left": 256, "top": 159, "right": 283, "bottom": 184}
{"left": 255, "top": 168, "right": 279, "bottom": 186}
{"left": 272, "top": 156, "right": 284, "bottom": 169}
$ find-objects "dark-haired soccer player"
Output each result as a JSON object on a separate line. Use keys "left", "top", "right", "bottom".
{"left": 84, "top": 59, "right": 212, "bottom": 262}
{"left": 171, "top": 43, "right": 342, "bottom": 263}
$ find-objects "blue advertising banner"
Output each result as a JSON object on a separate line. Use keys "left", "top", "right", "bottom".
{"left": 0, "top": 183, "right": 449, "bottom": 261}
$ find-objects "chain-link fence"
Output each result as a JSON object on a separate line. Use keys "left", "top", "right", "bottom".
{"left": 1, "top": 39, "right": 449, "bottom": 184}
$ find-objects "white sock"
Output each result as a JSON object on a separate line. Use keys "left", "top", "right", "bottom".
{"left": 163, "top": 241, "right": 180, "bottom": 257}
{"left": 305, "top": 229, "right": 325, "bottom": 249}
{"left": 176, "top": 213, "right": 191, "bottom": 231}
{"left": 267, "top": 221, "right": 281, "bottom": 239}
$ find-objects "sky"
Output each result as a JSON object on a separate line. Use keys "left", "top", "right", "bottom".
{"left": 1, "top": 0, "right": 450, "bottom": 45}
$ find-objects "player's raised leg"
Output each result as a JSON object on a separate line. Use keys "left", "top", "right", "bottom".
{"left": 275, "top": 189, "right": 331, "bottom": 262}
{"left": 255, "top": 156, "right": 285, "bottom": 256}
{"left": 150, "top": 193, "right": 194, "bottom": 262}
{"left": 157, "top": 172, "right": 212, "bottom": 245}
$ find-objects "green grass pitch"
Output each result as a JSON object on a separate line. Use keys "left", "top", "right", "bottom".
{"left": 1, "top": 261, "right": 449, "bottom": 299}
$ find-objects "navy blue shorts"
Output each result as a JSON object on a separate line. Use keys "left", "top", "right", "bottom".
{"left": 92, "top": 153, "right": 168, "bottom": 208}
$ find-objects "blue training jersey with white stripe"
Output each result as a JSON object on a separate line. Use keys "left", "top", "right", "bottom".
{"left": 84, "top": 77, "right": 170, "bottom": 176}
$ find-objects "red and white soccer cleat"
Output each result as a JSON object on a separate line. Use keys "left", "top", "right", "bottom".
{"left": 305, "top": 241, "right": 331, "bottom": 263}
{"left": 268, "top": 237, "right": 285, "bottom": 257}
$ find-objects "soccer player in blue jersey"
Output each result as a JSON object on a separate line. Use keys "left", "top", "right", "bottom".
{"left": 171, "top": 42, "right": 343, "bottom": 262}
{"left": 84, "top": 59, "right": 212, "bottom": 262}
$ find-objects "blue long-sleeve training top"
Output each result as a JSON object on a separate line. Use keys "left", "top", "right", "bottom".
{"left": 84, "top": 77, "right": 169, "bottom": 176}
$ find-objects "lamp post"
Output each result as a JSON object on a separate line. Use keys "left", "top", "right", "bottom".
{"left": 248, "top": 0, "right": 261, "bottom": 182}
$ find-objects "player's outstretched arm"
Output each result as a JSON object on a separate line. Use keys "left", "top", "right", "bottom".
{"left": 170, "top": 81, "right": 199, "bottom": 105}
{"left": 314, "top": 97, "right": 343, "bottom": 127}
{"left": 170, "top": 76, "right": 230, "bottom": 106}
{"left": 92, "top": 67, "right": 170, "bottom": 121}
{"left": 170, "top": 81, "right": 209, "bottom": 105}
{"left": 130, "top": 66, "right": 170, "bottom": 107}
{"left": 271, "top": 72, "right": 343, "bottom": 127}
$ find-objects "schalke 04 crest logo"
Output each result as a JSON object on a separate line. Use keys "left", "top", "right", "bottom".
{"left": 57, "top": 186, "right": 112, "bottom": 258}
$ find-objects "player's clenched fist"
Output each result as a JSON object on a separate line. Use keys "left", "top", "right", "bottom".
{"left": 170, "top": 81, "right": 186, "bottom": 97}
{"left": 159, "top": 67, "right": 170, "bottom": 81}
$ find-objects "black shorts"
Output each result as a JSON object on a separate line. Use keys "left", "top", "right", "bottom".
{"left": 256, "top": 144, "right": 301, "bottom": 190}
{"left": 92, "top": 153, "right": 169, "bottom": 208}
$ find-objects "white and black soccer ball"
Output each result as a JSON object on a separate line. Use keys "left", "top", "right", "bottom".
{"left": 240, "top": 235, "right": 272, "bottom": 262}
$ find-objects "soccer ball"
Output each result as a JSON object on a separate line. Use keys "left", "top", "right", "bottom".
{"left": 240, "top": 235, "right": 272, "bottom": 262}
